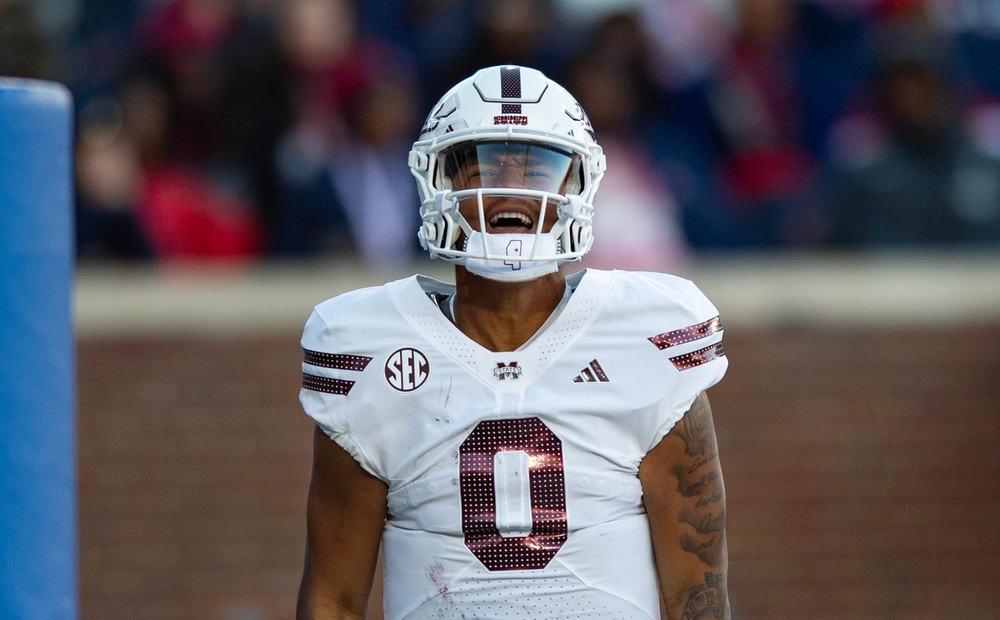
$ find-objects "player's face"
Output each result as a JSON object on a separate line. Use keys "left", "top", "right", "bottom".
{"left": 442, "top": 141, "right": 582, "bottom": 234}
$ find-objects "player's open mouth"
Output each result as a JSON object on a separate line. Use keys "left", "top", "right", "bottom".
{"left": 488, "top": 211, "right": 534, "bottom": 232}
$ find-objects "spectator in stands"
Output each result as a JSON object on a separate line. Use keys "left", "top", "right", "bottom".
{"left": 17, "top": 0, "right": 1000, "bottom": 260}
{"left": 705, "top": 0, "right": 823, "bottom": 247}
{"left": 590, "top": 7, "right": 745, "bottom": 250}
{"left": 325, "top": 67, "right": 423, "bottom": 267}
{"left": 562, "top": 19, "right": 690, "bottom": 271}
{"left": 133, "top": 0, "right": 281, "bottom": 222}
{"left": 134, "top": 0, "right": 242, "bottom": 164}
{"left": 270, "top": 0, "right": 422, "bottom": 263}
{"left": 74, "top": 97, "right": 152, "bottom": 260}
{"left": 117, "top": 73, "right": 265, "bottom": 260}
{"left": 75, "top": 73, "right": 266, "bottom": 261}
{"left": 825, "top": 56, "right": 1000, "bottom": 245}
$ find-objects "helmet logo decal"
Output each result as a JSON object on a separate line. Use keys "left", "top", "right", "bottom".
{"left": 384, "top": 347, "right": 430, "bottom": 392}
{"left": 504, "top": 239, "right": 523, "bottom": 270}
{"left": 566, "top": 102, "right": 596, "bottom": 140}
{"left": 500, "top": 66, "right": 522, "bottom": 114}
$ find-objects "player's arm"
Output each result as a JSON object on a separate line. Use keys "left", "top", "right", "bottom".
{"left": 297, "top": 425, "right": 388, "bottom": 620}
{"left": 639, "top": 391, "right": 731, "bottom": 620}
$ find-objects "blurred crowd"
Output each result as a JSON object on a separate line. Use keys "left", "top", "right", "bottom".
{"left": 3, "top": 0, "right": 1000, "bottom": 268}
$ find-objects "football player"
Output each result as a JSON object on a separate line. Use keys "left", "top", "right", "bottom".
{"left": 297, "top": 65, "right": 730, "bottom": 620}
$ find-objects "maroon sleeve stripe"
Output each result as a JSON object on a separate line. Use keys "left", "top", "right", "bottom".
{"left": 302, "top": 373, "right": 356, "bottom": 395}
{"left": 303, "top": 349, "right": 372, "bottom": 371}
{"left": 669, "top": 342, "right": 726, "bottom": 371}
{"left": 648, "top": 316, "right": 722, "bottom": 350}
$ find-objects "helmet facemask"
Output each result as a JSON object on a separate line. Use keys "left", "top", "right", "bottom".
{"left": 421, "top": 141, "right": 591, "bottom": 281}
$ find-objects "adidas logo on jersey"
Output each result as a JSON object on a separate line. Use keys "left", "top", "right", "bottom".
{"left": 572, "top": 359, "right": 609, "bottom": 383}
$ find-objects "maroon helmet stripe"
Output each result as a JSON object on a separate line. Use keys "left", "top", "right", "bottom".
{"left": 648, "top": 316, "right": 723, "bottom": 350}
{"left": 501, "top": 66, "right": 522, "bottom": 114}
{"left": 669, "top": 342, "right": 726, "bottom": 371}
{"left": 303, "top": 349, "right": 372, "bottom": 371}
{"left": 302, "top": 372, "right": 356, "bottom": 395}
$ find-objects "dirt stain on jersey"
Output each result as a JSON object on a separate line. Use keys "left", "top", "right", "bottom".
{"left": 427, "top": 562, "right": 448, "bottom": 595}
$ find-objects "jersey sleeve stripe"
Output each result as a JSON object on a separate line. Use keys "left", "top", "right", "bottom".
{"left": 648, "top": 316, "right": 722, "bottom": 350}
{"left": 302, "top": 349, "right": 373, "bottom": 371}
{"left": 669, "top": 342, "right": 726, "bottom": 371}
{"left": 302, "top": 372, "right": 356, "bottom": 395}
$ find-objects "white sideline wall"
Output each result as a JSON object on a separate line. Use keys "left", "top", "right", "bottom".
{"left": 74, "top": 250, "right": 1000, "bottom": 338}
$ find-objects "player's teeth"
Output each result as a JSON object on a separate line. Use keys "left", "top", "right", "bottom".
{"left": 490, "top": 212, "right": 532, "bottom": 226}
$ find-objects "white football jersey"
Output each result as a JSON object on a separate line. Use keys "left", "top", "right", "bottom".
{"left": 300, "top": 269, "right": 727, "bottom": 620}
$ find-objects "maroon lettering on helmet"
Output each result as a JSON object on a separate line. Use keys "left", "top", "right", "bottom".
{"left": 493, "top": 115, "right": 529, "bottom": 126}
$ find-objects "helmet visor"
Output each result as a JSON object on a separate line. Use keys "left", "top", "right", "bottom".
{"left": 439, "top": 141, "right": 583, "bottom": 195}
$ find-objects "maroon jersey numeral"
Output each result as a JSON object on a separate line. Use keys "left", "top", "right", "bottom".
{"left": 458, "top": 417, "right": 567, "bottom": 571}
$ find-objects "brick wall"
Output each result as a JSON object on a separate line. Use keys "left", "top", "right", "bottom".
{"left": 78, "top": 336, "right": 310, "bottom": 620}
{"left": 78, "top": 325, "right": 1000, "bottom": 619}
{"left": 714, "top": 326, "right": 1000, "bottom": 619}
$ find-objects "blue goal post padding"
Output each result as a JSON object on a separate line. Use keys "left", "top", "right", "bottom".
{"left": 0, "top": 79, "right": 77, "bottom": 619}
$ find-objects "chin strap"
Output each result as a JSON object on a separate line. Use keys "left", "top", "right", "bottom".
{"left": 462, "top": 232, "right": 561, "bottom": 282}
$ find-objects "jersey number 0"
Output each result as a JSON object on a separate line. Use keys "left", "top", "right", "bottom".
{"left": 458, "top": 417, "right": 568, "bottom": 571}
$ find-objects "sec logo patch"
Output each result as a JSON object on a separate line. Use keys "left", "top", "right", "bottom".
{"left": 384, "top": 347, "right": 430, "bottom": 393}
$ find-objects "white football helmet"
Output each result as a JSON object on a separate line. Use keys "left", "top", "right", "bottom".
{"left": 409, "top": 65, "right": 606, "bottom": 280}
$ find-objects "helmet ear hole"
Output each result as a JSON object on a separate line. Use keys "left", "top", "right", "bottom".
{"left": 418, "top": 223, "right": 432, "bottom": 251}
{"left": 444, "top": 213, "right": 461, "bottom": 250}
{"left": 419, "top": 193, "right": 466, "bottom": 259}
{"left": 408, "top": 150, "right": 429, "bottom": 172}
{"left": 567, "top": 219, "right": 593, "bottom": 255}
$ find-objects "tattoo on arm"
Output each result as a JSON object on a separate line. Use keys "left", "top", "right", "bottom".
{"left": 680, "top": 572, "right": 729, "bottom": 620}
{"left": 673, "top": 394, "right": 726, "bottom": 567}
{"left": 672, "top": 394, "right": 730, "bottom": 619}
